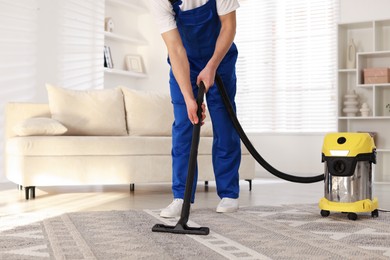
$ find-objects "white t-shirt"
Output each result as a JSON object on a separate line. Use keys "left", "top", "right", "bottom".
{"left": 150, "top": 0, "right": 240, "bottom": 34}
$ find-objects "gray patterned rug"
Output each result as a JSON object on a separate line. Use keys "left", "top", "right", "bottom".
{"left": 1, "top": 204, "right": 389, "bottom": 259}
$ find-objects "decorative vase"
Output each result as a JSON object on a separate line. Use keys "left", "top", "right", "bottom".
{"left": 360, "top": 103, "right": 370, "bottom": 117}
{"left": 343, "top": 90, "right": 359, "bottom": 117}
{"left": 346, "top": 39, "right": 356, "bottom": 69}
{"left": 385, "top": 103, "right": 390, "bottom": 116}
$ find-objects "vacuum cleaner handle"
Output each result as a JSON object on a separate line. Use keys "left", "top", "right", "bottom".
{"left": 196, "top": 81, "right": 206, "bottom": 124}
{"left": 152, "top": 81, "right": 210, "bottom": 235}
{"left": 178, "top": 81, "right": 205, "bottom": 222}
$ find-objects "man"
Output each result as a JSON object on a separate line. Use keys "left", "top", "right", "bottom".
{"left": 150, "top": 0, "right": 241, "bottom": 218}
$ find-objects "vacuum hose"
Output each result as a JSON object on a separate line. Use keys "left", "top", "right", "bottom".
{"left": 214, "top": 74, "right": 325, "bottom": 183}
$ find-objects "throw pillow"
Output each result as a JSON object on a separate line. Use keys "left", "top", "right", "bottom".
{"left": 121, "top": 86, "right": 213, "bottom": 137}
{"left": 121, "top": 87, "right": 173, "bottom": 136}
{"left": 13, "top": 117, "right": 68, "bottom": 136}
{"left": 46, "top": 84, "right": 127, "bottom": 136}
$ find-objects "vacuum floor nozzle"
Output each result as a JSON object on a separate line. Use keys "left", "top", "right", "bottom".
{"left": 152, "top": 223, "right": 210, "bottom": 235}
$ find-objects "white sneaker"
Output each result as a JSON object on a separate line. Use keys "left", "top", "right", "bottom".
{"left": 160, "top": 199, "right": 183, "bottom": 218}
{"left": 216, "top": 198, "right": 239, "bottom": 213}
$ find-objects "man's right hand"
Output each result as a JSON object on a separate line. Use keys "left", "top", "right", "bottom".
{"left": 185, "top": 98, "right": 206, "bottom": 125}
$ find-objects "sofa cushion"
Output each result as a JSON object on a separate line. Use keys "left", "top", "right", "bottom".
{"left": 121, "top": 87, "right": 173, "bottom": 136}
{"left": 121, "top": 86, "right": 213, "bottom": 137}
{"left": 13, "top": 117, "right": 67, "bottom": 136}
{"left": 6, "top": 136, "right": 214, "bottom": 156}
{"left": 46, "top": 84, "right": 127, "bottom": 136}
{"left": 7, "top": 136, "right": 250, "bottom": 156}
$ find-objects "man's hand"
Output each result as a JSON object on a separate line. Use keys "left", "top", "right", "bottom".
{"left": 185, "top": 98, "right": 206, "bottom": 125}
{"left": 197, "top": 65, "right": 216, "bottom": 93}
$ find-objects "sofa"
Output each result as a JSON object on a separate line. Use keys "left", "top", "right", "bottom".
{"left": 4, "top": 85, "right": 255, "bottom": 200}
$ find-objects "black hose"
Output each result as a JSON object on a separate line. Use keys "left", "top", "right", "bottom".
{"left": 215, "top": 74, "right": 325, "bottom": 183}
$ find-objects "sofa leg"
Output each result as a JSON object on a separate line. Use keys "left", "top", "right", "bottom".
{"left": 25, "top": 186, "right": 36, "bottom": 200}
{"left": 130, "top": 183, "right": 135, "bottom": 192}
{"left": 245, "top": 179, "right": 252, "bottom": 191}
{"left": 204, "top": 181, "right": 209, "bottom": 192}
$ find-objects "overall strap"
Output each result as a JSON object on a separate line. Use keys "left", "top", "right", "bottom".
{"left": 168, "top": 0, "right": 179, "bottom": 5}
{"left": 168, "top": 0, "right": 181, "bottom": 16}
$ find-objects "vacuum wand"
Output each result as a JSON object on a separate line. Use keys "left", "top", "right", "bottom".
{"left": 152, "top": 82, "right": 210, "bottom": 235}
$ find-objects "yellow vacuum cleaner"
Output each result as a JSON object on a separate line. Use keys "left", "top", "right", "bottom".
{"left": 319, "top": 132, "right": 378, "bottom": 220}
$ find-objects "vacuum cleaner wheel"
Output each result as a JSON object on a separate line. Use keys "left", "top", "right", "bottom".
{"left": 320, "top": 210, "right": 330, "bottom": 217}
{"left": 347, "top": 212, "right": 358, "bottom": 221}
{"left": 371, "top": 209, "right": 379, "bottom": 218}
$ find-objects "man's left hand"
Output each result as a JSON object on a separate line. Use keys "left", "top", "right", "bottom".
{"left": 197, "top": 65, "right": 216, "bottom": 92}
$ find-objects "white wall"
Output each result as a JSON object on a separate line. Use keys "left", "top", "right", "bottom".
{"left": 36, "top": 0, "right": 60, "bottom": 102}
{"left": 339, "top": 0, "right": 390, "bottom": 23}
{"left": 248, "top": 134, "right": 325, "bottom": 178}
{"left": 137, "top": 12, "right": 170, "bottom": 93}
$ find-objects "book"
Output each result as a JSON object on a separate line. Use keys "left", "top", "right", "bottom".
{"left": 104, "top": 46, "right": 113, "bottom": 68}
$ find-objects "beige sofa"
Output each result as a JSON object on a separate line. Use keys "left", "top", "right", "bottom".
{"left": 4, "top": 85, "right": 255, "bottom": 199}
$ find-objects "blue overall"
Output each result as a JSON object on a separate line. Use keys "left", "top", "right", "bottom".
{"left": 170, "top": 0, "right": 241, "bottom": 202}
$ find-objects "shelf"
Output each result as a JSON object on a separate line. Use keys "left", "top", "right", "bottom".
{"left": 339, "top": 21, "right": 373, "bottom": 30}
{"left": 339, "top": 116, "right": 390, "bottom": 120}
{"left": 104, "top": 68, "right": 147, "bottom": 78}
{"left": 106, "top": 0, "right": 147, "bottom": 12}
{"left": 357, "top": 83, "right": 390, "bottom": 88}
{"left": 358, "top": 50, "right": 390, "bottom": 56}
{"left": 373, "top": 181, "right": 390, "bottom": 185}
{"left": 338, "top": 69, "right": 356, "bottom": 73}
{"left": 104, "top": 32, "right": 147, "bottom": 45}
{"left": 376, "top": 149, "right": 390, "bottom": 153}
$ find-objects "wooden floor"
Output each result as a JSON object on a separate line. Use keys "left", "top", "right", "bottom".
{"left": 1, "top": 178, "right": 389, "bottom": 216}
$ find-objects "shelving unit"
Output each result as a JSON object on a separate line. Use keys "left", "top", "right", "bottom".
{"left": 107, "top": 0, "right": 146, "bottom": 10}
{"left": 104, "top": 68, "right": 147, "bottom": 78}
{"left": 104, "top": 0, "right": 148, "bottom": 86}
{"left": 337, "top": 19, "right": 390, "bottom": 184}
{"left": 104, "top": 32, "right": 147, "bottom": 45}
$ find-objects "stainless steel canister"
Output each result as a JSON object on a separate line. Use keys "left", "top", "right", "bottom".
{"left": 324, "top": 161, "right": 372, "bottom": 203}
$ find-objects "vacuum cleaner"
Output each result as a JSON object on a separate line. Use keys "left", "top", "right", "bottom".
{"left": 152, "top": 75, "right": 379, "bottom": 235}
{"left": 319, "top": 132, "right": 378, "bottom": 220}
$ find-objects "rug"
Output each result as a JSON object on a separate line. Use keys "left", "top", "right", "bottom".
{"left": 0, "top": 204, "right": 389, "bottom": 259}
